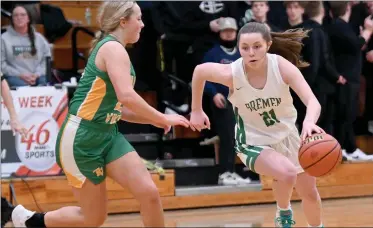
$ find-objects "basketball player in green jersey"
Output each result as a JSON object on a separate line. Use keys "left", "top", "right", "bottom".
{"left": 11, "top": 2, "right": 189, "bottom": 227}
{"left": 190, "top": 22, "right": 324, "bottom": 227}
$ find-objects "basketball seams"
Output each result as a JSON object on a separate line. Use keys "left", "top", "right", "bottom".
{"left": 302, "top": 141, "right": 339, "bottom": 170}
{"left": 298, "top": 139, "right": 335, "bottom": 159}
{"left": 318, "top": 146, "right": 342, "bottom": 177}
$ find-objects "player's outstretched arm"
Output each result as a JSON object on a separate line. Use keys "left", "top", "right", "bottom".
{"left": 190, "top": 63, "right": 232, "bottom": 131}
{"left": 120, "top": 106, "right": 152, "bottom": 124}
{"left": 1, "top": 78, "right": 27, "bottom": 137}
{"left": 101, "top": 41, "right": 189, "bottom": 129}
{"left": 277, "top": 55, "right": 324, "bottom": 140}
{"left": 121, "top": 106, "right": 187, "bottom": 134}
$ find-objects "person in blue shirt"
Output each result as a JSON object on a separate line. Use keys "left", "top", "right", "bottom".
{"left": 203, "top": 17, "right": 251, "bottom": 185}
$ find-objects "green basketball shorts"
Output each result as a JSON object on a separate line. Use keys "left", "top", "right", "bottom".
{"left": 55, "top": 114, "right": 135, "bottom": 188}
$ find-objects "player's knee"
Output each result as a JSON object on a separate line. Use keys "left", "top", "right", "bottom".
{"left": 280, "top": 168, "right": 297, "bottom": 186}
{"left": 83, "top": 211, "right": 107, "bottom": 227}
{"left": 138, "top": 182, "right": 161, "bottom": 205}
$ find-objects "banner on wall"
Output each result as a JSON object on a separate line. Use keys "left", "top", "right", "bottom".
{"left": 1, "top": 86, "right": 68, "bottom": 178}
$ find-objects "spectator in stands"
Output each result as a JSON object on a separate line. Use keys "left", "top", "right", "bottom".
{"left": 301, "top": 2, "right": 345, "bottom": 136}
{"left": 202, "top": 18, "right": 251, "bottom": 185}
{"left": 281, "top": 1, "right": 306, "bottom": 30}
{"left": 1, "top": 5, "right": 51, "bottom": 87}
{"left": 281, "top": 1, "right": 306, "bottom": 131}
{"left": 364, "top": 2, "right": 373, "bottom": 134}
{"left": 248, "top": 1, "right": 281, "bottom": 32}
{"left": 236, "top": 1, "right": 254, "bottom": 28}
{"left": 327, "top": 2, "right": 373, "bottom": 161}
{"left": 151, "top": 1, "right": 238, "bottom": 111}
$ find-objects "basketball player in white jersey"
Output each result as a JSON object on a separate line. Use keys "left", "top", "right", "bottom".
{"left": 189, "top": 22, "right": 324, "bottom": 228}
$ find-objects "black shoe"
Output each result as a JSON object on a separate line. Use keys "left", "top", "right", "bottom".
{"left": 1, "top": 197, "right": 15, "bottom": 227}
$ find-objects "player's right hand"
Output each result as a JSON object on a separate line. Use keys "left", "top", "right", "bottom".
{"left": 164, "top": 114, "right": 190, "bottom": 127}
{"left": 154, "top": 114, "right": 190, "bottom": 134}
{"left": 190, "top": 109, "right": 210, "bottom": 132}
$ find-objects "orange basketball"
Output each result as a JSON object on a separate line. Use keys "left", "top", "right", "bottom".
{"left": 298, "top": 133, "right": 342, "bottom": 177}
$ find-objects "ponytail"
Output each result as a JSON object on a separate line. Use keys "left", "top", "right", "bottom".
{"left": 269, "top": 29, "right": 310, "bottom": 68}
{"left": 28, "top": 23, "right": 37, "bottom": 56}
{"left": 89, "top": 30, "right": 107, "bottom": 54}
{"left": 238, "top": 22, "right": 310, "bottom": 68}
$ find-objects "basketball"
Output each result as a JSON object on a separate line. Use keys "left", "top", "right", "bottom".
{"left": 298, "top": 133, "right": 342, "bottom": 177}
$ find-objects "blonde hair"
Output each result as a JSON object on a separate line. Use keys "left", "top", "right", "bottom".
{"left": 90, "top": 1, "right": 135, "bottom": 53}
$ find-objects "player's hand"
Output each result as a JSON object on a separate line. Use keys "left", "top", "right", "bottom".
{"left": 301, "top": 121, "right": 325, "bottom": 141}
{"left": 154, "top": 114, "right": 190, "bottom": 134}
{"left": 10, "top": 118, "right": 28, "bottom": 138}
{"left": 190, "top": 109, "right": 210, "bottom": 132}
{"left": 366, "top": 50, "right": 373, "bottom": 63}
{"left": 213, "top": 93, "right": 226, "bottom": 109}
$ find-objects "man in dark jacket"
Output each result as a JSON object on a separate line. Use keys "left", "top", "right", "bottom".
{"left": 301, "top": 2, "right": 345, "bottom": 136}
{"left": 327, "top": 1, "right": 373, "bottom": 161}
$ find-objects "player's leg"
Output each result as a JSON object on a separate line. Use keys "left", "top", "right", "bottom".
{"left": 238, "top": 146, "right": 297, "bottom": 208}
{"left": 12, "top": 181, "right": 107, "bottom": 227}
{"left": 285, "top": 131, "right": 323, "bottom": 227}
{"left": 47, "top": 180, "right": 107, "bottom": 227}
{"left": 295, "top": 173, "right": 322, "bottom": 227}
{"left": 12, "top": 117, "right": 110, "bottom": 227}
{"left": 105, "top": 134, "right": 164, "bottom": 227}
{"left": 237, "top": 146, "right": 297, "bottom": 227}
{"left": 278, "top": 127, "right": 322, "bottom": 226}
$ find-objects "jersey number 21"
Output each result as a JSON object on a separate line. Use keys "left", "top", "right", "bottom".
{"left": 259, "top": 109, "right": 280, "bottom": 127}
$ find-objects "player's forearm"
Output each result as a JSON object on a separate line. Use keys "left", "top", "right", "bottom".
{"left": 191, "top": 65, "right": 206, "bottom": 111}
{"left": 121, "top": 107, "right": 153, "bottom": 124}
{"left": 119, "top": 90, "right": 166, "bottom": 125}
{"left": 303, "top": 97, "right": 321, "bottom": 124}
{"left": 1, "top": 81, "right": 18, "bottom": 120}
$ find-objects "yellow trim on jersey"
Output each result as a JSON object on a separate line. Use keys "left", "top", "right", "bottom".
{"left": 77, "top": 76, "right": 106, "bottom": 120}
{"left": 59, "top": 117, "right": 86, "bottom": 188}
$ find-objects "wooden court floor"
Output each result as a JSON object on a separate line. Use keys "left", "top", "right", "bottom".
{"left": 103, "top": 196, "right": 373, "bottom": 227}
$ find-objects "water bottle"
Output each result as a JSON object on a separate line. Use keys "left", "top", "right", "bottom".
{"left": 85, "top": 7, "right": 91, "bottom": 25}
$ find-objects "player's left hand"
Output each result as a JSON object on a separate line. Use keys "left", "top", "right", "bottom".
{"left": 301, "top": 121, "right": 325, "bottom": 141}
{"left": 10, "top": 118, "right": 28, "bottom": 138}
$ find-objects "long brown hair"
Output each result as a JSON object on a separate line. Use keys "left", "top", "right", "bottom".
{"left": 237, "top": 22, "right": 310, "bottom": 68}
{"left": 90, "top": 1, "right": 135, "bottom": 54}
{"left": 11, "top": 5, "right": 36, "bottom": 56}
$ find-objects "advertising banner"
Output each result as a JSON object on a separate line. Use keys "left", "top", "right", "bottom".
{"left": 1, "top": 86, "right": 68, "bottom": 178}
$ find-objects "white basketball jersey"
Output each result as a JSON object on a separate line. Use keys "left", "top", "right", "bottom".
{"left": 228, "top": 53, "right": 298, "bottom": 146}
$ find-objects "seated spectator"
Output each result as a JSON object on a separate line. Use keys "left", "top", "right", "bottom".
{"left": 203, "top": 18, "right": 251, "bottom": 185}
{"left": 1, "top": 5, "right": 51, "bottom": 87}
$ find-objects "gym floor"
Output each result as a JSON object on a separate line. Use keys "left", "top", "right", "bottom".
{"left": 102, "top": 196, "right": 373, "bottom": 227}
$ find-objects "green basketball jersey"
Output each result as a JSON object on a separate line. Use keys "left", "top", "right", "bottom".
{"left": 69, "top": 35, "right": 136, "bottom": 124}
